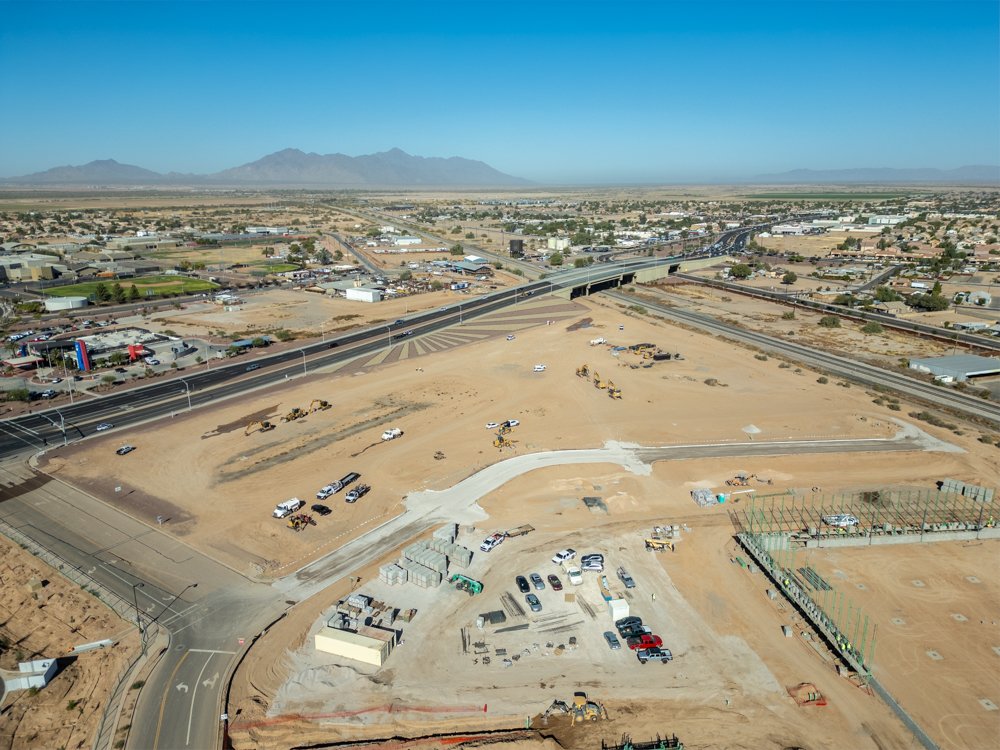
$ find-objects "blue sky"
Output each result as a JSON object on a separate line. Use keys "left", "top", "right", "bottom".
{"left": 1, "top": 0, "right": 998, "bottom": 182}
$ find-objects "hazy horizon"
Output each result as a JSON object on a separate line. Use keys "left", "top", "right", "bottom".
{"left": 2, "top": 0, "right": 998, "bottom": 182}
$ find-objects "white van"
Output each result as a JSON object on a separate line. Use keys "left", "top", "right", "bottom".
{"left": 273, "top": 498, "right": 304, "bottom": 518}
{"left": 533, "top": 364, "right": 546, "bottom": 373}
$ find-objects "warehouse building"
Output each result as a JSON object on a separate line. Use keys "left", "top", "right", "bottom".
{"left": 909, "top": 354, "right": 1000, "bottom": 382}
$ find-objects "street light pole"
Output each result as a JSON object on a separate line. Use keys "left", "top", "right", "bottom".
{"left": 180, "top": 380, "right": 192, "bottom": 411}
{"left": 301, "top": 350, "right": 307, "bottom": 375}
{"left": 131, "top": 582, "right": 145, "bottom": 642}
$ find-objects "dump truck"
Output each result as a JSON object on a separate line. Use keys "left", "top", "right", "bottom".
{"left": 381, "top": 427, "right": 403, "bottom": 441}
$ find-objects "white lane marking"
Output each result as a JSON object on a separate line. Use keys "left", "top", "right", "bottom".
{"left": 186, "top": 654, "right": 215, "bottom": 746}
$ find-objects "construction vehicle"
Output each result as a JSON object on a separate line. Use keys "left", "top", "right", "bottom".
{"left": 571, "top": 691, "right": 609, "bottom": 724}
{"left": 449, "top": 574, "right": 484, "bottom": 595}
{"left": 497, "top": 424, "right": 511, "bottom": 435}
{"left": 726, "top": 473, "right": 752, "bottom": 487}
{"left": 281, "top": 407, "right": 306, "bottom": 422}
{"left": 505, "top": 524, "right": 535, "bottom": 537}
{"left": 607, "top": 383, "right": 622, "bottom": 399}
{"left": 645, "top": 538, "right": 675, "bottom": 552}
{"left": 493, "top": 434, "right": 513, "bottom": 450}
{"left": 593, "top": 373, "right": 608, "bottom": 390}
{"left": 309, "top": 399, "right": 332, "bottom": 412}
{"left": 287, "top": 513, "right": 316, "bottom": 532}
{"left": 245, "top": 420, "right": 275, "bottom": 436}
{"left": 576, "top": 364, "right": 590, "bottom": 378}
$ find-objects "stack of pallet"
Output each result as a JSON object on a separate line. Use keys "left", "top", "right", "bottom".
{"left": 379, "top": 563, "right": 408, "bottom": 586}
{"left": 433, "top": 524, "right": 458, "bottom": 544}
{"left": 399, "top": 557, "right": 442, "bottom": 588}
{"left": 427, "top": 537, "right": 474, "bottom": 569}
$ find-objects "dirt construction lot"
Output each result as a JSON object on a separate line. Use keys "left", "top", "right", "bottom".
{"left": 37, "top": 294, "right": 1000, "bottom": 749}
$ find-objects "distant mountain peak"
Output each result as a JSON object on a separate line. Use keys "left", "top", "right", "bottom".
{"left": 1, "top": 148, "right": 528, "bottom": 187}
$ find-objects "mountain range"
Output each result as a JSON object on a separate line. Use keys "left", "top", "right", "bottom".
{"left": 751, "top": 165, "right": 999, "bottom": 184}
{"left": 0, "top": 148, "right": 529, "bottom": 187}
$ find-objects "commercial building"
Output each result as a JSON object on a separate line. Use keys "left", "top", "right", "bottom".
{"left": 908, "top": 354, "right": 1000, "bottom": 382}
{"left": 393, "top": 236, "right": 422, "bottom": 247}
{"left": 345, "top": 287, "right": 382, "bottom": 303}
{"left": 547, "top": 237, "right": 570, "bottom": 251}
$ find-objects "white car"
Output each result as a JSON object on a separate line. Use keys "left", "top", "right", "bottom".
{"left": 565, "top": 566, "right": 584, "bottom": 585}
{"left": 95, "top": 422, "right": 114, "bottom": 432}
{"left": 552, "top": 548, "right": 576, "bottom": 564}
{"left": 485, "top": 422, "right": 500, "bottom": 430}
{"left": 533, "top": 364, "right": 546, "bottom": 372}
{"left": 581, "top": 553, "right": 605, "bottom": 572}
{"left": 823, "top": 514, "right": 859, "bottom": 528}
{"left": 479, "top": 532, "right": 506, "bottom": 552}
{"left": 505, "top": 419, "right": 520, "bottom": 427}
{"left": 506, "top": 335, "right": 515, "bottom": 341}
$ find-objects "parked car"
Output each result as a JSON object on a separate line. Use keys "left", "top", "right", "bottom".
{"left": 547, "top": 574, "right": 563, "bottom": 591}
{"left": 95, "top": 422, "right": 114, "bottom": 432}
{"left": 345, "top": 484, "right": 370, "bottom": 503}
{"left": 503, "top": 419, "right": 520, "bottom": 428}
{"left": 485, "top": 422, "right": 500, "bottom": 430}
{"left": 619, "top": 623, "right": 651, "bottom": 639}
{"left": 617, "top": 566, "right": 636, "bottom": 588}
{"left": 551, "top": 548, "right": 576, "bottom": 564}
{"left": 529, "top": 573, "right": 545, "bottom": 590}
{"left": 480, "top": 532, "right": 506, "bottom": 552}
{"left": 581, "top": 554, "right": 604, "bottom": 572}
{"left": 515, "top": 575, "right": 530, "bottom": 594}
{"left": 532, "top": 364, "right": 546, "bottom": 372}
{"left": 637, "top": 647, "right": 673, "bottom": 664}
{"left": 116, "top": 445, "right": 135, "bottom": 455}
{"left": 627, "top": 634, "right": 663, "bottom": 651}
{"left": 615, "top": 616, "right": 642, "bottom": 632}
{"left": 525, "top": 593, "right": 542, "bottom": 612}
{"left": 603, "top": 631, "right": 622, "bottom": 650}
{"left": 565, "top": 566, "right": 584, "bottom": 585}
{"left": 40, "top": 390, "right": 57, "bottom": 399}
{"left": 506, "top": 335, "right": 515, "bottom": 341}
{"left": 311, "top": 504, "right": 332, "bottom": 516}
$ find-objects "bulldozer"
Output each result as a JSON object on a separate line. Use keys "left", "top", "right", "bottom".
{"left": 245, "top": 420, "right": 275, "bottom": 436}
{"left": 571, "top": 692, "right": 609, "bottom": 724}
{"left": 309, "top": 399, "right": 332, "bottom": 412}
{"left": 645, "top": 538, "right": 675, "bottom": 552}
{"left": 281, "top": 407, "right": 306, "bottom": 422}
{"left": 449, "top": 574, "right": 484, "bottom": 595}
{"left": 576, "top": 364, "right": 590, "bottom": 378}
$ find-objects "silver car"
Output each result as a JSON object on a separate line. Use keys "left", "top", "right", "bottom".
{"left": 525, "top": 593, "right": 542, "bottom": 612}
{"left": 603, "top": 631, "right": 622, "bottom": 650}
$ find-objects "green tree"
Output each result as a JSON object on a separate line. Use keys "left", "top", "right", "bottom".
{"left": 729, "top": 263, "right": 753, "bottom": 279}
{"left": 400, "top": 270, "right": 412, "bottom": 281}
{"left": 574, "top": 256, "right": 594, "bottom": 268}
{"left": 449, "top": 244, "right": 464, "bottom": 256}
{"left": 781, "top": 271, "right": 798, "bottom": 285}
{"left": 549, "top": 252, "right": 564, "bottom": 266}
{"left": 94, "top": 282, "right": 111, "bottom": 302}
{"left": 818, "top": 315, "right": 841, "bottom": 328}
{"left": 861, "top": 322, "right": 884, "bottom": 334}
{"left": 111, "top": 282, "right": 126, "bottom": 304}
{"left": 874, "top": 286, "right": 901, "bottom": 302}
{"left": 127, "top": 284, "right": 141, "bottom": 302}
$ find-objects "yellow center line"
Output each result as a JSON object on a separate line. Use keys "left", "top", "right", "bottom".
{"left": 153, "top": 649, "right": 190, "bottom": 750}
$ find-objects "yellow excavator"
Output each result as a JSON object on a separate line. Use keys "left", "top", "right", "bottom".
{"left": 608, "top": 384, "right": 622, "bottom": 399}
{"left": 594, "top": 373, "right": 608, "bottom": 390}
{"left": 645, "top": 538, "right": 675, "bottom": 552}
{"left": 245, "top": 420, "right": 275, "bottom": 436}
{"left": 281, "top": 407, "right": 306, "bottom": 422}
{"left": 309, "top": 399, "right": 332, "bottom": 412}
{"left": 576, "top": 364, "right": 590, "bottom": 378}
{"left": 493, "top": 434, "right": 513, "bottom": 450}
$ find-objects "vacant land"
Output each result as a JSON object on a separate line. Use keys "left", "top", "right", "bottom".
{"left": 45, "top": 274, "right": 218, "bottom": 298}
{"left": 0, "top": 536, "right": 139, "bottom": 750}
{"left": 36, "top": 290, "right": 1000, "bottom": 750}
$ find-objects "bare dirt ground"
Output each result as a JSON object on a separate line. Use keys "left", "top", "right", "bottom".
{"left": 806, "top": 541, "right": 1000, "bottom": 750}
{"left": 35, "top": 293, "right": 1000, "bottom": 750}
{"left": 0, "top": 537, "right": 139, "bottom": 750}
{"left": 636, "top": 282, "right": 961, "bottom": 368}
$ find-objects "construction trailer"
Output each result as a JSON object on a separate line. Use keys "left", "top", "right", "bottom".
{"left": 314, "top": 626, "right": 394, "bottom": 666}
